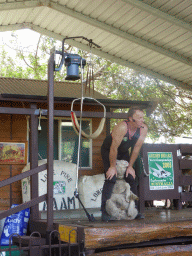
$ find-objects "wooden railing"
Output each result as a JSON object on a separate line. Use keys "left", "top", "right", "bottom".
{"left": 139, "top": 143, "right": 192, "bottom": 213}
{"left": 0, "top": 164, "right": 47, "bottom": 220}
{"left": 178, "top": 144, "right": 192, "bottom": 208}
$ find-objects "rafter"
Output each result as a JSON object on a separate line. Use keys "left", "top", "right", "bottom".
{"left": 0, "top": 23, "right": 30, "bottom": 32}
{"left": 0, "top": 0, "right": 41, "bottom": 11}
{"left": 122, "top": 0, "right": 192, "bottom": 33}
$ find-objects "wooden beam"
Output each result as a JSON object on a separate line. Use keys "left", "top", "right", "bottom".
{"left": 0, "top": 164, "right": 47, "bottom": 188}
{"left": 123, "top": 0, "right": 192, "bottom": 33}
{"left": 0, "top": 107, "right": 130, "bottom": 119}
{"left": 0, "top": 194, "right": 47, "bottom": 220}
{"left": 91, "top": 244, "right": 192, "bottom": 256}
{"left": 180, "top": 159, "right": 192, "bottom": 169}
{"left": 181, "top": 192, "right": 192, "bottom": 202}
{"left": 84, "top": 220, "right": 192, "bottom": 249}
{"left": 180, "top": 175, "right": 192, "bottom": 186}
{"left": 180, "top": 144, "right": 192, "bottom": 155}
{"left": 0, "top": 107, "right": 36, "bottom": 115}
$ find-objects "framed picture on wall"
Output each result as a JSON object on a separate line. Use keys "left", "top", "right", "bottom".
{"left": 0, "top": 141, "right": 28, "bottom": 164}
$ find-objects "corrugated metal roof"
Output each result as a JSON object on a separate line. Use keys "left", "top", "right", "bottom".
{"left": 0, "top": 77, "right": 157, "bottom": 115}
{"left": 0, "top": 0, "right": 192, "bottom": 91}
{"left": 0, "top": 77, "right": 107, "bottom": 99}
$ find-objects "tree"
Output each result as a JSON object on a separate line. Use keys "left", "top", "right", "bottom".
{"left": 93, "top": 63, "right": 192, "bottom": 141}
{"left": 0, "top": 31, "right": 192, "bottom": 142}
{"left": 0, "top": 32, "right": 66, "bottom": 80}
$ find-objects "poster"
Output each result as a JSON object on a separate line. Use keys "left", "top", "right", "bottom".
{"left": 0, "top": 142, "right": 27, "bottom": 164}
{"left": 148, "top": 152, "right": 174, "bottom": 190}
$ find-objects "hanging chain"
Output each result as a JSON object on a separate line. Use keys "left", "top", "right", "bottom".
{"left": 85, "top": 41, "right": 94, "bottom": 95}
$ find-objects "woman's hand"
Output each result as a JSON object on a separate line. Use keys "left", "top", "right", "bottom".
{"left": 106, "top": 167, "right": 117, "bottom": 180}
{"left": 126, "top": 166, "right": 135, "bottom": 179}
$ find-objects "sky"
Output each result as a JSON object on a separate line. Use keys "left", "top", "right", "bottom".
{"left": 146, "top": 136, "right": 191, "bottom": 144}
{"left": 0, "top": 29, "right": 40, "bottom": 51}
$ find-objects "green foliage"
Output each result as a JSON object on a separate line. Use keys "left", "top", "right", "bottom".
{"left": 94, "top": 63, "right": 192, "bottom": 141}
{"left": 0, "top": 33, "right": 63, "bottom": 80}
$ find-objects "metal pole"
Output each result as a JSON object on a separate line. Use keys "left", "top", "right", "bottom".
{"left": 74, "top": 62, "right": 84, "bottom": 193}
{"left": 10, "top": 112, "right": 13, "bottom": 207}
{"left": 30, "top": 104, "right": 39, "bottom": 220}
{"left": 106, "top": 107, "right": 111, "bottom": 136}
{"left": 46, "top": 51, "right": 55, "bottom": 232}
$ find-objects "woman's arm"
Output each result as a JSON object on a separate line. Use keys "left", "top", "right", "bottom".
{"left": 106, "top": 122, "right": 127, "bottom": 180}
{"left": 126, "top": 124, "right": 148, "bottom": 178}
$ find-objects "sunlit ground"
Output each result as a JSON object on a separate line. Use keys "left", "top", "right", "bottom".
{"left": 153, "top": 200, "right": 165, "bottom": 207}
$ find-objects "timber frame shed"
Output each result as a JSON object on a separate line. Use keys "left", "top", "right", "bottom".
{"left": 0, "top": 76, "right": 156, "bottom": 220}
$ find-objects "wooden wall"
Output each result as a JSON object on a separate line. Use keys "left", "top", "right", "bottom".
{"left": 0, "top": 102, "right": 28, "bottom": 210}
{"left": 0, "top": 101, "right": 106, "bottom": 210}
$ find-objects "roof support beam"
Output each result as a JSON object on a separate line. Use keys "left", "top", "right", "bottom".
{"left": 0, "top": 23, "right": 30, "bottom": 32}
{"left": 50, "top": 2, "right": 192, "bottom": 67}
{"left": 26, "top": 23, "right": 192, "bottom": 92}
{"left": 0, "top": 0, "right": 42, "bottom": 11}
{"left": 122, "top": 0, "right": 192, "bottom": 33}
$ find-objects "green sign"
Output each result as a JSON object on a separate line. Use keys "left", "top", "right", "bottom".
{"left": 148, "top": 152, "right": 174, "bottom": 190}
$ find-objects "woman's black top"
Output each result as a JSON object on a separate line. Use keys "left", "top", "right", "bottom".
{"left": 101, "top": 120, "right": 141, "bottom": 161}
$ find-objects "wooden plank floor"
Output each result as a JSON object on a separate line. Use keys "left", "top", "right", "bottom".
{"left": 29, "top": 208, "right": 192, "bottom": 250}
